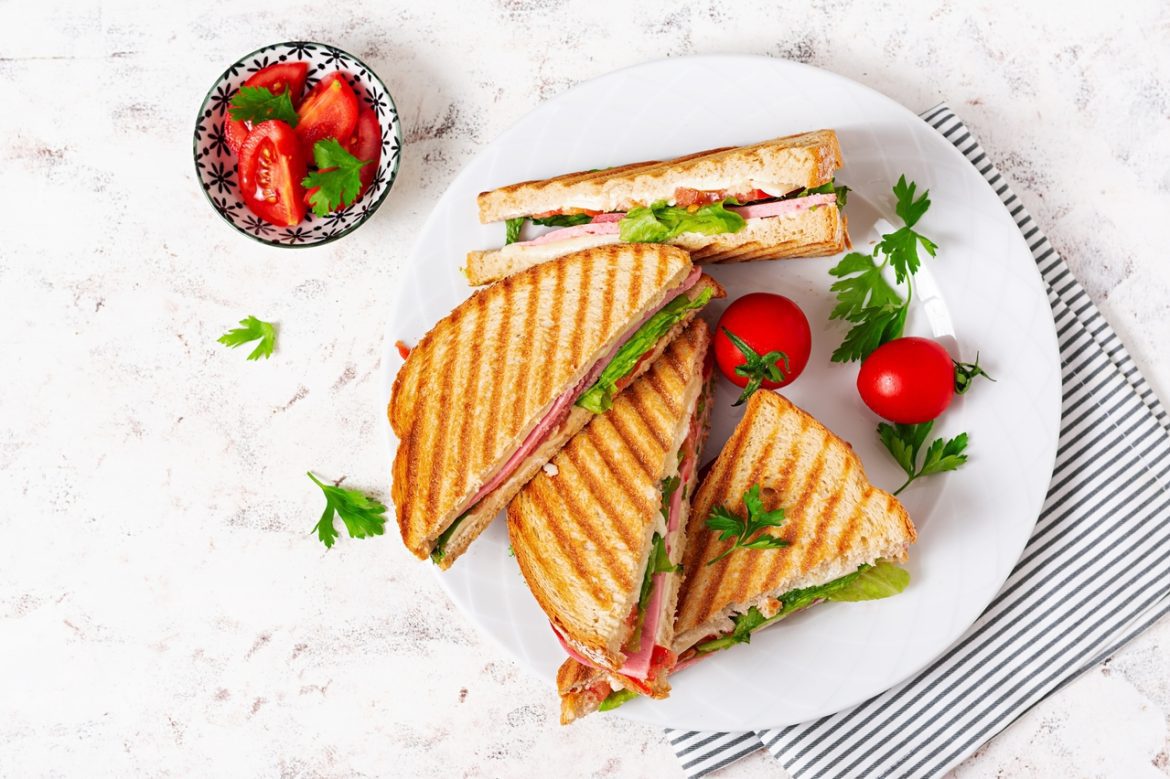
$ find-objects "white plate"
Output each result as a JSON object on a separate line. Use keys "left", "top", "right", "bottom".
{"left": 382, "top": 55, "right": 1061, "bottom": 731}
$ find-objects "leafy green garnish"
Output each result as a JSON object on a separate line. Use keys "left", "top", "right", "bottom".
{"left": 878, "top": 421, "right": 969, "bottom": 495}
{"left": 626, "top": 532, "right": 680, "bottom": 652}
{"left": 694, "top": 561, "right": 909, "bottom": 653}
{"left": 793, "top": 179, "right": 850, "bottom": 209}
{"left": 827, "top": 176, "right": 938, "bottom": 362}
{"left": 575, "top": 285, "right": 714, "bottom": 413}
{"left": 721, "top": 327, "right": 789, "bottom": 406}
{"left": 954, "top": 354, "right": 994, "bottom": 395}
{"left": 619, "top": 199, "right": 746, "bottom": 243}
{"left": 531, "top": 213, "right": 594, "bottom": 228}
{"left": 599, "top": 688, "right": 639, "bottom": 711}
{"left": 660, "top": 475, "right": 681, "bottom": 522}
{"left": 217, "top": 315, "right": 277, "bottom": 361}
{"left": 228, "top": 85, "right": 299, "bottom": 126}
{"left": 430, "top": 513, "right": 468, "bottom": 564}
{"left": 505, "top": 217, "right": 525, "bottom": 245}
{"left": 301, "top": 139, "right": 372, "bottom": 216}
{"left": 308, "top": 472, "right": 387, "bottom": 549}
{"left": 705, "top": 484, "right": 789, "bottom": 566}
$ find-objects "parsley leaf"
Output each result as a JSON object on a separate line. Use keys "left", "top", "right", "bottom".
{"left": 217, "top": 315, "right": 277, "bottom": 361}
{"left": 531, "top": 213, "right": 594, "bottom": 228}
{"left": 892, "top": 174, "right": 930, "bottom": 228}
{"left": 307, "top": 472, "right": 387, "bottom": 549}
{"left": 721, "top": 327, "right": 789, "bottom": 406}
{"left": 228, "top": 85, "right": 299, "bottom": 126}
{"left": 877, "top": 176, "right": 938, "bottom": 283}
{"left": 705, "top": 484, "right": 789, "bottom": 566}
{"left": 954, "top": 353, "right": 994, "bottom": 395}
{"left": 301, "top": 139, "right": 372, "bottom": 216}
{"left": 877, "top": 422, "right": 969, "bottom": 494}
{"left": 831, "top": 303, "right": 907, "bottom": 364}
{"left": 505, "top": 217, "right": 525, "bottom": 244}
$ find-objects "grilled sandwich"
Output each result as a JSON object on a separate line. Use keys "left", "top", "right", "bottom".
{"left": 508, "top": 319, "right": 716, "bottom": 701}
{"left": 557, "top": 389, "right": 917, "bottom": 723}
{"left": 466, "top": 130, "right": 849, "bottom": 285}
{"left": 390, "top": 243, "right": 724, "bottom": 569}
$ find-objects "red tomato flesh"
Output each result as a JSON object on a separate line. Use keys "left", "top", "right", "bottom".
{"left": 346, "top": 107, "right": 382, "bottom": 199}
{"left": 714, "top": 293, "right": 812, "bottom": 391}
{"left": 857, "top": 337, "right": 955, "bottom": 424}
{"left": 296, "top": 72, "right": 360, "bottom": 154}
{"left": 225, "top": 61, "right": 310, "bottom": 155}
{"left": 238, "top": 120, "right": 307, "bottom": 227}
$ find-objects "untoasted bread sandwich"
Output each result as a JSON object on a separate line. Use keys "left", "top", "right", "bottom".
{"left": 508, "top": 319, "right": 716, "bottom": 700}
{"left": 466, "top": 130, "right": 849, "bottom": 285}
{"left": 390, "top": 244, "right": 724, "bottom": 569}
{"left": 557, "top": 389, "right": 916, "bottom": 723}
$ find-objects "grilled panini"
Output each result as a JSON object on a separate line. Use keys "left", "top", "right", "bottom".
{"left": 557, "top": 389, "right": 916, "bottom": 723}
{"left": 390, "top": 244, "right": 723, "bottom": 569}
{"left": 466, "top": 129, "right": 849, "bottom": 285}
{"left": 508, "top": 319, "right": 715, "bottom": 700}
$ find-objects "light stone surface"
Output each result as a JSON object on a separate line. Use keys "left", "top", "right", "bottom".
{"left": 2, "top": 0, "right": 1168, "bottom": 776}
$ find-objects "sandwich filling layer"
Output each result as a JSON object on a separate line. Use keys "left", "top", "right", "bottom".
{"left": 505, "top": 181, "right": 847, "bottom": 249}
{"left": 429, "top": 267, "right": 708, "bottom": 563}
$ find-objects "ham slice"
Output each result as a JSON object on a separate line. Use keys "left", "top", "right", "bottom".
{"left": 517, "top": 192, "right": 838, "bottom": 247}
{"left": 464, "top": 267, "right": 701, "bottom": 508}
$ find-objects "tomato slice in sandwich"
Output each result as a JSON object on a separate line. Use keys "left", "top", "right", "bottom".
{"left": 225, "top": 62, "right": 310, "bottom": 155}
{"left": 238, "top": 120, "right": 307, "bottom": 227}
{"left": 295, "top": 72, "right": 360, "bottom": 153}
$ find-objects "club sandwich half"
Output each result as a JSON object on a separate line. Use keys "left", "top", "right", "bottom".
{"left": 507, "top": 319, "right": 716, "bottom": 699}
{"left": 466, "top": 129, "right": 849, "bottom": 285}
{"left": 557, "top": 389, "right": 917, "bottom": 723}
{"left": 390, "top": 244, "right": 723, "bottom": 569}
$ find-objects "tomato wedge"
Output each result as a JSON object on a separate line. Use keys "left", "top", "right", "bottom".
{"left": 346, "top": 107, "right": 382, "bottom": 199}
{"left": 225, "top": 61, "right": 310, "bottom": 155}
{"left": 296, "top": 72, "right": 359, "bottom": 153}
{"left": 238, "top": 120, "right": 307, "bottom": 227}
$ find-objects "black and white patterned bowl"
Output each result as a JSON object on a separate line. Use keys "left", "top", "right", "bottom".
{"left": 193, "top": 41, "right": 402, "bottom": 247}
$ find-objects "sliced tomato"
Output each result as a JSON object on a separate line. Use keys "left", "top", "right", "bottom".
{"left": 346, "top": 107, "right": 382, "bottom": 199}
{"left": 238, "top": 120, "right": 307, "bottom": 227}
{"left": 225, "top": 62, "right": 310, "bottom": 155}
{"left": 296, "top": 72, "right": 359, "bottom": 153}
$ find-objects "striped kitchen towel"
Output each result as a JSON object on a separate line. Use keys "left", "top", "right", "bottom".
{"left": 666, "top": 103, "right": 1170, "bottom": 778}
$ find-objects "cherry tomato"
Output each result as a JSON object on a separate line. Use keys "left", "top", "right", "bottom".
{"left": 857, "top": 337, "right": 955, "bottom": 423}
{"left": 225, "top": 62, "right": 310, "bottom": 155}
{"left": 345, "top": 107, "right": 382, "bottom": 199}
{"left": 238, "top": 120, "right": 307, "bottom": 227}
{"left": 714, "top": 293, "right": 811, "bottom": 401}
{"left": 295, "top": 72, "right": 360, "bottom": 154}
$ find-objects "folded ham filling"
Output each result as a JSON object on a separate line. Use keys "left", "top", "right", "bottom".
{"left": 520, "top": 193, "right": 839, "bottom": 247}
{"left": 461, "top": 266, "right": 702, "bottom": 511}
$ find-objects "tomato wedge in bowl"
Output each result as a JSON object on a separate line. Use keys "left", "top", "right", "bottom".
{"left": 295, "top": 72, "right": 360, "bottom": 153}
{"left": 238, "top": 121, "right": 307, "bottom": 227}
{"left": 194, "top": 41, "right": 402, "bottom": 247}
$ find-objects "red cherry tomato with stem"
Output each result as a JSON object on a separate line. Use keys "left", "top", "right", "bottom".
{"left": 238, "top": 120, "right": 307, "bottom": 227}
{"left": 857, "top": 337, "right": 955, "bottom": 424}
{"left": 714, "top": 293, "right": 811, "bottom": 405}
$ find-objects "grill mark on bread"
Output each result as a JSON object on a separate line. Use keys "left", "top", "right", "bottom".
{"left": 479, "top": 279, "right": 515, "bottom": 469}
{"left": 554, "top": 461, "right": 630, "bottom": 609}
{"left": 835, "top": 472, "right": 867, "bottom": 559}
{"left": 786, "top": 433, "right": 830, "bottom": 577}
{"left": 446, "top": 291, "right": 486, "bottom": 504}
{"left": 625, "top": 383, "right": 671, "bottom": 455}
{"left": 522, "top": 485, "right": 608, "bottom": 605}
{"left": 605, "top": 402, "right": 655, "bottom": 481}
{"left": 586, "top": 417, "right": 654, "bottom": 523}
{"left": 562, "top": 442, "right": 639, "bottom": 553}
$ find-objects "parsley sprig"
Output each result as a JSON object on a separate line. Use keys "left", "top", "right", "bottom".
{"left": 217, "top": 315, "right": 277, "bottom": 361}
{"left": 954, "top": 354, "right": 994, "bottom": 395}
{"left": 705, "top": 484, "right": 789, "bottom": 565}
{"left": 877, "top": 422, "right": 969, "bottom": 495}
{"left": 301, "top": 139, "right": 372, "bottom": 216}
{"left": 721, "top": 327, "right": 789, "bottom": 407}
{"left": 228, "top": 86, "right": 299, "bottom": 127}
{"left": 308, "top": 472, "right": 387, "bottom": 549}
{"left": 828, "top": 176, "right": 937, "bottom": 362}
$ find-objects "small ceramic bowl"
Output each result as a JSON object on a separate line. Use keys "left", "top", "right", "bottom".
{"left": 193, "top": 41, "right": 402, "bottom": 247}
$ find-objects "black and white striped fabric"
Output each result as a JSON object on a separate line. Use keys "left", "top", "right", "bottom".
{"left": 665, "top": 104, "right": 1170, "bottom": 778}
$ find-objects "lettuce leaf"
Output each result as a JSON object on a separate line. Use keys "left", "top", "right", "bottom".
{"left": 599, "top": 688, "right": 639, "bottom": 711}
{"left": 824, "top": 559, "right": 910, "bottom": 601}
{"left": 619, "top": 199, "right": 746, "bottom": 243}
{"left": 576, "top": 285, "right": 714, "bottom": 413}
{"left": 429, "top": 513, "right": 468, "bottom": 564}
{"left": 626, "top": 532, "right": 681, "bottom": 653}
{"left": 531, "top": 213, "right": 594, "bottom": 228}
{"left": 792, "top": 179, "right": 850, "bottom": 209}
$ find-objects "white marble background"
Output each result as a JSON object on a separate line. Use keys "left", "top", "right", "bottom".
{"left": 2, "top": 0, "right": 1169, "bottom": 776}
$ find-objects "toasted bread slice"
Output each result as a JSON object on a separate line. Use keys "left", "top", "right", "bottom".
{"left": 507, "top": 320, "right": 712, "bottom": 671}
{"left": 390, "top": 244, "right": 722, "bottom": 567}
{"left": 556, "top": 390, "right": 916, "bottom": 723}
{"left": 465, "top": 204, "right": 848, "bottom": 285}
{"left": 477, "top": 130, "right": 842, "bottom": 223}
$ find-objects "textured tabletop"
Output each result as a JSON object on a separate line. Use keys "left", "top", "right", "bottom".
{"left": 2, "top": 1, "right": 1169, "bottom": 776}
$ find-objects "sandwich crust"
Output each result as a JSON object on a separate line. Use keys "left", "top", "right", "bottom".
{"left": 672, "top": 390, "right": 917, "bottom": 651}
{"left": 507, "top": 320, "right": 712, "bottom": 669}
{"left": 465, "top": 204, "right": 848, "bottom": 286}
{"left": 389, "top": 244, "right": 694, "bottom": 562}
{"left": 477, "top": 129, "right": 842, "bottom": 223}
